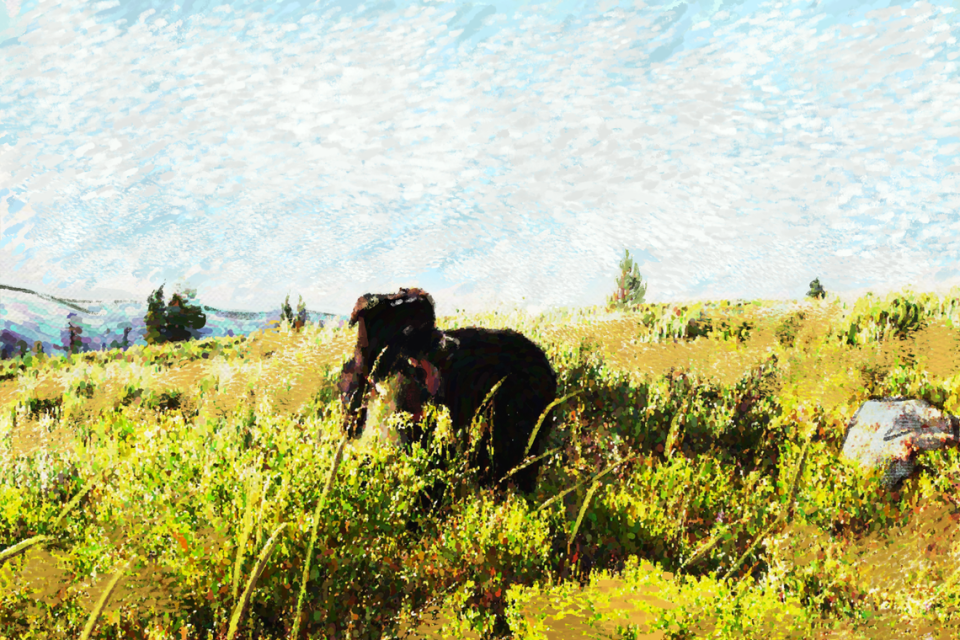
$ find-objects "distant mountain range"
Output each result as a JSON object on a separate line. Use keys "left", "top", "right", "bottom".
{"left": 0, "top": 284, "right": 348, "bottom": 359}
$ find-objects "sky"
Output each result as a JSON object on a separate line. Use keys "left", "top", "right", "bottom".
{"left": 1, "top": 0, "right": 959, "bottom": 318}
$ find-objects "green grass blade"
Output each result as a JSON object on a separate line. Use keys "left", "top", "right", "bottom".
{"left": 227, "top": 522, "right": 288, "bottom": 640}
{"left": 523, "top": 389, "right": 584, "bottom": 459}
{"left": 289, "top": 433, "right": 348, "bottom": 640}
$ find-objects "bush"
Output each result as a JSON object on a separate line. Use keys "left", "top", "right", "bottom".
{"left": 839, "top": 293, "right": 924, "bottom": 347}
{"left": 774, "top": 311, "right": 806, "bottom": 348}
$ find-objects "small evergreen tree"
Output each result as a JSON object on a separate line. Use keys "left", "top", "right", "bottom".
{"left": 109, "top": 327, "right": 133, "bottom": 351}
{"left": 295, "top": 295, "right": 308, "bottom": 331}
{"left": 59, "top": 312, "right": 85, "bottom": 355}
{"left": 807, "top": 278, "right": 827, "bottom": 300}
{"left": 164, "top": 291, "right": 207, "bottom": 343}
{"left": 144, "top": 285, "right": 167, "bottom": 346}
{"left": 608, "top": 249, "right": 648, "bottom": 309}
{"left": 280, "top": 295, "right": 295, "bottom": 327}
{"left": 68, "top": 321, "right": 82, "bottom": 354}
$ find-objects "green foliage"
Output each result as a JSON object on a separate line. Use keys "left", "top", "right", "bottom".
{"left": 635, "top": 302, "right": 702, "bottom": 342}
{"left": 608, "top": 249, "right": 648, "bottom": 309}
{"left": 143, "top": 285, "right": 207, "bottom": 346}
{"left": 280, "top": 294, "right": 308, "bottom": 331}
{"left": 143, "top": 285, "right": 167, "bottom": 346}
{"left": 280, "top": 295, "right": 294, "bottom": 325}
{"left": 806, "top": 278, "right": 826, "bottom": 300}
{"left": 296, "top": 295, "right": 308, "bottom": 330}
{"left": 506, "top": 555, "right": 818, "bottom": 639}
{"left": 5, "top": 294, "right": 960, "bottom": 637}
{"left": 65, "top": 313, "right": 84, "bottom": 355}
{"left": 837, "top": 292, "right": 926, "bottom": 346}
{"left": 774, "top": 310, "right": 806, "bottom": 348}
{"left": 711, "top": 317, "right": 754, "bottom": 343}
{"left": 420, "top": 495, "right": 555, "bottom": 638}
{"left": 631, "top": 301, "right": 755, "bottom": 344}
{"left": 164, "top": 292, "right": 207, "bottom": 342}
{"left": 107, "top": 326, "right": 133, "bottom": 351}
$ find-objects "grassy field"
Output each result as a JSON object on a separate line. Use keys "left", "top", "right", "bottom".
{"left": 2, "top": 288, "right": 960, "bottom": 639}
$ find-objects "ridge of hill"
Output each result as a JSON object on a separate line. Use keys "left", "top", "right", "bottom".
{"left": 0, "top": 283, "right": 347, "bottom": 358}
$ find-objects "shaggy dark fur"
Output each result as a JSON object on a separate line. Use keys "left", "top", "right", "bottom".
{"left": 337, "top": 288, "right": 558, "bottom": 495}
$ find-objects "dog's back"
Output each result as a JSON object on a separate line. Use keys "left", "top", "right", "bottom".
{"left": 431, "top": 327, "right": 557, "bottom": 492}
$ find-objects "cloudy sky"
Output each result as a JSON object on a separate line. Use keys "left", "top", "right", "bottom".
{"left": 1, "top": 0, "right": 959, "bottom": 317}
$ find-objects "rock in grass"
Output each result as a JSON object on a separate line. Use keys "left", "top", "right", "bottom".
{"left": 841, "top": 398, "right": 959, "bottom": 489}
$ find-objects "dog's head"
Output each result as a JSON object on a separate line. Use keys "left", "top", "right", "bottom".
{"left": 349, "top": 288, "right": 438, "bottom": 376}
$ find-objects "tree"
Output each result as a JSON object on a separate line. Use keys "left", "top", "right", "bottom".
{"left": 66, "top": 317, "right": 83, "bottom": 355}
{"left": 109, "top": 327, "right": 133, "bottom": 351}
{"left": 806, "top": 278, "right": 827, "bottom": 300}
{"left": 295, "top": 295, "right": 308, "bottom": 331}
{"left": 164, "top": 292, "right": 207, "bottom": 342}
{"left": 280, "top": 295, "right": 295, "bottom": 326}
{"left": 608, "top": 249, "right": 648, "bottom": 309}
{"left": 143, "top": 285, "right": 207, "bottom": 345}
{"left": 280, "top": 294, "right": 308, "bottom": 331}
{"left": 63, "top": 313, "right": 84, "bottom": 354}
{"left": 0, "top": 330, "right": 28, "bottom": 360}
{"left": 144, "top": 286, "right": 167, "bottom": 346}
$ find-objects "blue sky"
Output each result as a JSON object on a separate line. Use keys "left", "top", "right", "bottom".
{"left": 1, "top": 0, "right": 959, "bottom": 317}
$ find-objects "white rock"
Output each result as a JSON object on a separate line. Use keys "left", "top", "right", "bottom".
{"left": 841, "top": 398, "right": 959, "bottom": 488}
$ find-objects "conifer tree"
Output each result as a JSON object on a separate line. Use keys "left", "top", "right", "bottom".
{"left": 59, "top": 312, "right": 84, "bottom": 355}
{"left": 608, "top": 249, "right": 648, "bottom": 309}
{"left": 165, "top": 291, "right": 207, "bottom": 343}
{"left": 109, "top": 327, "right": 133, "bottom": 351}
{"left": 806, "top": 278, "right": 827, "bottom": 300}
{"left": 144, "top": 286, "right": 167, "bottom": 345}
{"left": 295, "top": 295, "right": 308, "bottom": 331}
{"left": 68, "top": 321, "right": 82, "bottom": 354}
{"left": 144, "top": 285, "right": 206, "bottom": 345}
{"left": 280, "top": 295, "right": 295, "bottom": 327}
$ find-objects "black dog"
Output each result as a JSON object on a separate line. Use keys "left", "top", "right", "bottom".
{"left": 338, "top": 288, "right": 558, "bottom": 495}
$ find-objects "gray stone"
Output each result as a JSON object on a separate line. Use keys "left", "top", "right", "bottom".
{"left": 841, "top": 398, "right": 959, "bottom": 488}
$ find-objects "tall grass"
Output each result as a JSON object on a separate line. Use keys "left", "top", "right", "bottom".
{"left": 2, "top": 292, "right": 960, "bottom": 637}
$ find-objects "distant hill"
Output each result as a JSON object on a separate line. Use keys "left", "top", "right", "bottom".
{"left": 0, "top": 284, "right": 347, "bottom": 359}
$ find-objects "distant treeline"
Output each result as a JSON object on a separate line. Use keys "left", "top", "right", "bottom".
{"left": 0, "top": 285, "right": 319, "bottom": 360}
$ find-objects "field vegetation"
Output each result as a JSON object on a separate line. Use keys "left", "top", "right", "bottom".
{"left": 3, "top": 286, "right": 960, "bottom": 639}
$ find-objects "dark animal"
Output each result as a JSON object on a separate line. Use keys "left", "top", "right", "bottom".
{"left": 338, "top": 288, "right": 558, "bottom": 496}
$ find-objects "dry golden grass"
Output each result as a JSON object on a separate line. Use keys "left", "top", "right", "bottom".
{"left": 6, "top": 300, "right": 960, "bottom": 461}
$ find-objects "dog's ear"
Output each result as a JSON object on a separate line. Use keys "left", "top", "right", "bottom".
{"left": 349, "top": 294, "right": 379, "bottom": 327}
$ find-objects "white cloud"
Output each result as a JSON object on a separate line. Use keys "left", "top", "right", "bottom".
{"left": 0, "top": 0, "right": 958, "bottom": 314}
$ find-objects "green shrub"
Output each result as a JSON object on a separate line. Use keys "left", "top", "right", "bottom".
{"left": 774, "top": 311, "right": 806, "bottom": 348}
